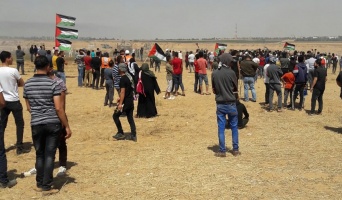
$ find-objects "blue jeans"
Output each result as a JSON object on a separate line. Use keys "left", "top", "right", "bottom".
{"left": 0, "top": 119, "right": 9, "bottom": 184}
{"left": 57, "top": 72, "right": 66, "bottom": 84}
{"left": 32, "top": 123, "right": 61, "bottom": 190}
{"left": 173, "top": 74, "right": 185, "bottom": 92}
{"left": 216, "top": 103, "right": 239, "bottom": 152}
{"left": 243, "top": 77, "right": 256, "bottom": 101}
{"left": 78, "top": 66, "right": 85, "bottom": 86}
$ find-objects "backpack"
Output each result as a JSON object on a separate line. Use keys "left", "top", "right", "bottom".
{"left": 136, "top": 71, "right": 145, "bottom": 96}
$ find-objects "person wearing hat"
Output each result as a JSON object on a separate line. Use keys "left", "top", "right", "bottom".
{"left": 124, "top": 50, "right": 132, "bottom": 64}
{"left": 267, "top": 57, "right": 283, "bottom": 112}
{"left": 112, "top": 63, "right": 137, "bottom": 142}
{"left": 212, "top": 53, "right": 240, "bottom": 157}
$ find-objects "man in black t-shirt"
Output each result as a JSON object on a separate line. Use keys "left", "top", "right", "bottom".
{"left": 56, "top": 51, "right": 67, "bottom": 84}
{"left": 310, "top": 59, "right": 327, "bottom": 115}
{"left": 91, "top": 51, "right": 101, "bottom": 89}
{"left": 112, "top": 63, "right": 136, "bottom": 142}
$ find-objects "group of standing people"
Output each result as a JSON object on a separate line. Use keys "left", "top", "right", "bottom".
{"left": 0, "top": 50, "right": 72, "bottom": 196}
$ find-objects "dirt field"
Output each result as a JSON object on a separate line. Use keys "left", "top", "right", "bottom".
{"left": 1, "top": 40, "right": 341, "bottom": 199}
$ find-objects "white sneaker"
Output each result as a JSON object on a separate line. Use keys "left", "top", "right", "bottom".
{"left": 168, "top": 96, "right": 175, "bottom": 100}
{"left": 56, "top": 166, "right": 67, "bottom": 177}
{"left": 23, "top": 167, "right": 37, "bottom": 177}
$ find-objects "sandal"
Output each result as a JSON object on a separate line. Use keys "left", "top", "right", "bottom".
{"left": 205, "top": 93, "right": 211, "bottom": 95}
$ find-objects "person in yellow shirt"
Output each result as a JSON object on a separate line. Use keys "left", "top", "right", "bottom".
{"left": 52, "top": 50, "right": 59, "bottom": 70}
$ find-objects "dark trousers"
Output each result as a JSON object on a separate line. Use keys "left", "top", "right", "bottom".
{"left": 100, "top": 68, "right": 105, "bottom": 87}
{"left": 194, "top": 72, "right": 199, "bottom": 92}
{"left": 1, "top": 101, "right": 24, "bottom": 146}
{"left": 92, "top": 70, "right": 100, "bottom": 89}
{"left": 17, "top": 60, "right": 25, "bottom": 75}
{"left": 311, "top": 88, "right": 324, "bottom": 113}
{"left": 173, "top": 74, "right": 185, "bottom": 92}
{"left": 332, "top": 64, "right": 337, "bottom": 74}
{"left": 58, "top": 128, "right": 67, "bottom": 167}
{"left": 284, "top": 89, "right": 293, "bottom": 107}
{"left": 293, "top": 83, "right": 305, "bottom": 109}
{"left": 155, "top": 62, "right": 160, "bottom": 72}
{"left": 113, "top": 107, "right": 136, "bottom": 135}
{"left": 269, "top": 83, "right": 282, "bottom": 109}
{"left": 82, "top": 67, "right": 86, "bottom": 81}
{"left": 0, "top": 121, "right": 8, "bottom": 184}
{"left": 104, "top": 83, "right": 114, "bottom": 104}
{"left": 264, "top": 83, "right": 270, "bottom": 104}
{"left": 32, "top": 124, "right": 61, "bottom": 190}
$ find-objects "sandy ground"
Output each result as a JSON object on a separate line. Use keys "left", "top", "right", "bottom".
{"left": 0, "top": 40, "right": 341, "bottom": 199}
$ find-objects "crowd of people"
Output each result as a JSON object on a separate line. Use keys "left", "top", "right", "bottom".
{"left": 1, "top": 43, "right": 342, "bottom": 195}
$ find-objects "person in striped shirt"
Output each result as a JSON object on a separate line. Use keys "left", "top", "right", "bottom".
{"left": 23, "top": 56, "right": 71, "bottom": 195}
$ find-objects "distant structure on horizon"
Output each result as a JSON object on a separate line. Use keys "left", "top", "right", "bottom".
{"left": 235, "top": 23, "right": 238, "bottom": 39}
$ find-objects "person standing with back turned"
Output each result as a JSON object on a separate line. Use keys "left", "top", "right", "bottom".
{"left": 212, "top": 53, "right": 240, "bottom": 157}
{"left": 23, "top": 56, "right": 71, "bottom": 195}
{"left": 0, "top": 51, "right": 26, "bottom": 155}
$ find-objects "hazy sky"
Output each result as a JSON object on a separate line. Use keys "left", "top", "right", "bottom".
{"left": 1, "top": 0, "right": 341, "bottom": 39}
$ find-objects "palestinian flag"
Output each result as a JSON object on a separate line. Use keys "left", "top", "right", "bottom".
{"left": 284, "top": 42, "right": 295, "bottom": 50}
{"left": 55, "top": 39, "right": 72, "bottom": 51}
{"left": 214, "top": 43, "right": 227, "bottom": 56}
{"left": 148, "top": 43, "right": 166, "bottom": 61}
{"left": 56, "top": 14, "right": 76, "bottom": 27}
{"left": 56, "top": 27, "right": 78, "bottom": 39}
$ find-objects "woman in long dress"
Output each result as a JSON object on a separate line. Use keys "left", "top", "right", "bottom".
{"left": 137, "top": 63, "right": 161, "bottom": 118}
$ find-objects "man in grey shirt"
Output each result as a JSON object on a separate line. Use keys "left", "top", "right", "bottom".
{"left": 15, "top": 45, "right": 25, "bottom": 75}
{"left": 212, "top": 53, "right": 240, "bottom": 157}
{"left": 267, "top": 57, "right": 283, "bottom": 112}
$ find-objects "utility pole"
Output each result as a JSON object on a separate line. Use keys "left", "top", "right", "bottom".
{"left": 235, "top": 23, "right": 238, "bottom": 39}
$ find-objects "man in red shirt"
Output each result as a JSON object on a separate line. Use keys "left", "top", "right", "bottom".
{"left": 83, "top": 51, "right": 93, "bottom": 87}
{"left": 197, "top": 51, "right": 210, "bottom": 95}
{"left": 258, "top": 54, "right": 265, "bottom": 79}
{"left": 172, "top": 52, "right": 185, "bottom": 96}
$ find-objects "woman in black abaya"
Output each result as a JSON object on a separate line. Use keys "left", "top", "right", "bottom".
{"left": 136, "top": 63, "right": 161, "bottom": 118}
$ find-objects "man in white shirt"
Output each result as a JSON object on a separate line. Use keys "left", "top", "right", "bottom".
{"left": 263, "top": 60, "right": 271, "bottom": 106}
{"left": 188, "top": 51, "right": 195, "bottom": 73}
{"left": 305, "top": 54, "right": 316, "bottom": 89}
{"left": 0, "top": 51, "right": 26, "bottom": 155}
{"left": 0, "top": 82, "right": 17, "bottom": 188}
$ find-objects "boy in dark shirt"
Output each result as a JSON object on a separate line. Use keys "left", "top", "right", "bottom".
{"left": 112, "top": 63, "right": 137, "bottom": 142}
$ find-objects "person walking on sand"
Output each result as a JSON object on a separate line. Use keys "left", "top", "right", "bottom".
{"left": 212, "top": 53, "right": 240, "bottom": 157}
{"left": 112, "top": 64, "right": 137, "bottom": 142}
{"left": 15, "top": 45, "right": 25, "bottom": 75}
